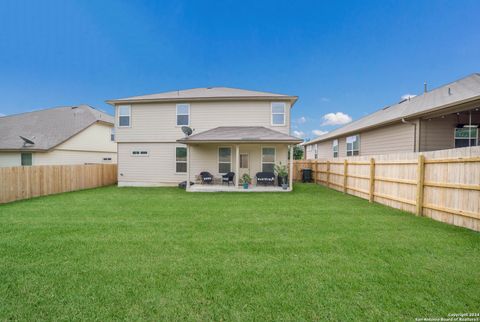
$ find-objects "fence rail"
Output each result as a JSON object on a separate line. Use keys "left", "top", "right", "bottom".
{"left": 292, "top": 147, "right": 480, "bottom": 231}
{"left": 0, "top": 164, "right": 118, "bottom": 204}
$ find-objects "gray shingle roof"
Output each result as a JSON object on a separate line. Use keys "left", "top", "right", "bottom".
{"left": 107, "top": 87, "right": 298, "bottom": 104}
{"left": 177, "top": 126, "right": 303, "bottom": 144}
{"left": 0, "top": 105, "right": 114, "bottom": 151}
{"left": 308, "top": 73, "right": 480, "bottom": 144}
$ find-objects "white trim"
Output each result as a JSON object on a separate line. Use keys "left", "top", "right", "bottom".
{"left": 131, "top": 149, "right": 149, "bottom": 157}
{"left": 118, "top": 105, "right": 131, "bottom": 128}
{"left": 271, "top": 102, "right": 286, "bottom": 126}
{"left": 261, "top": 146, "right": 276, "bottom": 172}
{"left": 176, "top": 103, "right": 190, "bottom": 127}
{"left": 218, "top": 146, "right": 232, "bottom": 174}
{"left": 175, "top": 145, "right": 188, "bottom": 174}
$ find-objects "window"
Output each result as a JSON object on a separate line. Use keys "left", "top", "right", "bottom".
{"left": 346, "top": 135, "right": 359, "bottom": 156}
{"left": 176, "top": 147, "right": 187, "bottom": 173}
{"left": 271, "top": 102, "right": 286, "bottom": 126}
{"left": 176, "top": 104, "right": 190, "bottom": 126}
{"left": 262, "top": 147, "right": 276, "bottom": 172}
{"left": 21, "top": 153, "right": 32, "bottom": 166}
{"left": 218, "top": 147, "right": 232, "bottom": 173}
{"left": 314, "top": 144, "right": 318, "bottom": 159}
{"left": 118, "top": 105, "right": 131, "bottom": 127}
{"left": 103, "top": 157, "right": 112, "bottom": 162}
{"left": 333, "top": 139, "right": 339, "bottom": 158}
{"left": 455, "top": 127, "right": 478, "bottom": 148}
{"left": 131, "top": 150, "right": 149, "bottom": 156}
{"left": 110, "top": 128, "right": 115, "bottom": 141}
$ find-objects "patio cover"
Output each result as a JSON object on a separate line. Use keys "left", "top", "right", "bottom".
{"left": 177, "top": 126, "right": 303, "bottom": 144}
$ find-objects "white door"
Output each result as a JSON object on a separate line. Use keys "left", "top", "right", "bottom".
{"left": 239, "top": 153, "right": 249, "bottom": 175}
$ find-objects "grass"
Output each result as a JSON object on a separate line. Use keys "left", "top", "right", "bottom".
{"left": 0, "top": 184, "right": 479, "bottom": 321}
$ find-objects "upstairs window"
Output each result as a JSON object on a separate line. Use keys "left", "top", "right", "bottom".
{"left": 118, "top": 105, "right": 131, "bottom": 127}
{"left": 271, "top": 102, "right": 286, "bottom": 126}
{"left": 314, "top": 144, "right": 318, "bottom": 159}
{"left": 110, "top": 128, "right": 115, "bottom": 141}
{"left": 346, "top": 135, "right": 359, "bottom": 156}
{"left": 333, "top": 139, "right": 339, "bottom": 158}
{"left": 176, "top": 104, "right": 190, "bottom": 126}
{"left": 262, "top": 147, "right": 276, "bottom": 172}
{"left": 455, "top": 127, "right": 478, "bottom": 148}
{"left": 175, "top": 147, "right": 187, "bottom": 173}
{"left": 21, "top": 152, "right": 32, "bottom": 166}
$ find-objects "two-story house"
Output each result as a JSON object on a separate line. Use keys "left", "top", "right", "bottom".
{"left": 106, "top": 87, "right": 302, "bottom": 190}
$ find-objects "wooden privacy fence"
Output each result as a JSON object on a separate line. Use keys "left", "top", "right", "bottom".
{"left": 0, "top": 164, "right": 118, "bottom": 204}
{"left": 292, "top": 147, "right": 480, "bottom": 231}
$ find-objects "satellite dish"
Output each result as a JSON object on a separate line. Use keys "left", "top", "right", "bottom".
{"left": 19, "top": 136, "right": 35, "bottom": 145}
{"left": 181, "top": 126, "right": 193, "bottom": 136}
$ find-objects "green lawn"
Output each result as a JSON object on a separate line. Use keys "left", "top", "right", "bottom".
{"left": 0, "top": 184, "right": 479, "bottom": 321}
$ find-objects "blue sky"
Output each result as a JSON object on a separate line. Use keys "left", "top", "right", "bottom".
{"left": 1, "top": 0, "right": 479, "bottom": 140}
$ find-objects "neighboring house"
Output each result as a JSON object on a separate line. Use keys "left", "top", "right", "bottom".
{"left": 106, "top": 87, "right": 302, "bottom": 188}
{"left": 304, "top": 73, "right": 480, "bottom": 159}
{"left": 0, "top": 105, "right": 117, "bottom": 167}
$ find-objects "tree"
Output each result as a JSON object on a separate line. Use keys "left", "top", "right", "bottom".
{"left": 289, "top": 145, "right": 304, "bottom": 160}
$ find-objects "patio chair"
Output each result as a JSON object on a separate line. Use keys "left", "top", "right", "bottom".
{"left": 255, "top": 172, "right": 275, "bottom": 186}
{"left": 222, "top": 172, "right": 235, "bottom": 186}
{"left": 200, "top": 171, "right": 214, "bottom": 184}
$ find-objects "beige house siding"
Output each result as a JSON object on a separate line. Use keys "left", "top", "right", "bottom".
{"left": 118, "top": 142, "right": 288, "bottom": 186}
{"left": 305, "top": 141, "right": 332, "bottom": 160}
{"left": 0, "top": 150, "right": 116, "bottom": 167}
{"left": 359, "top": 122, "right": 415, "bottom": 155}
{"left": 306, "top": 122, "right": 415, "bottom": 159}
{"left": 0, "top": 152, "right": 21, "bottom": 167}
{"left": 55, "top": 122, "right": 116, "bottom": 153}
{"left": 115, "top": 100, "right": 291, "bottom": 143}
{"left": 33, "top": 150, "right": 116, "bottom": 165}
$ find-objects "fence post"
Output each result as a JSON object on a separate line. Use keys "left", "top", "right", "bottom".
{"left": 416, "top": 154, "right": 425, "bottom": 216}
{"left": 314, "top": 161, "right": 318, "bottom": 184}
{"left": 326, "top": 161, "right": 330, "bottom": 186}
{"left": 343, "top": 159, "right": 348, "bottom": 193}
{"left": 369, "top": 158, "right": 375, "bottom": 203}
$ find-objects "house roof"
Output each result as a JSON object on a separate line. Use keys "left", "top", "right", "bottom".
{"left": 306, "top": 73, "right": 480, "bottom": 145}
{"left": 0, "top": 105, "right": 114, "bottom": 151}
{"left": 106, "top": 87, "right": 298, "bottom": 105}
{"left": 177, "top": 126, "right": 303, "bottom": 144}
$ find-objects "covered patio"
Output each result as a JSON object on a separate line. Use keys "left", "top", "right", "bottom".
{"left": 176, "top": 126, "right": 303, "bottom": 192}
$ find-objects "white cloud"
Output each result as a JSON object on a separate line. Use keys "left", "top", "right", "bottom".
{"left": 0, "top": 113, "right": 5, "bottom": 117}
{"left": 296, "top": 116, "right": 307, "bottom": 124}
{"left": 312, "top": 129, "right": 328, "bottom": 136}
{"left": 293, "top": 130, "right": 307, "bottom": 138}
{"left": 401, "top": 94, "right": 416, "bottom": 100}
{"left": 321, "top": 112, "right": 352, "bottom": 126}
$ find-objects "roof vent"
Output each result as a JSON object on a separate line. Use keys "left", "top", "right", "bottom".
{"left": 71, "top": 106, "right": 78, "bottom": 109}
{"left": 448, "top": 87, "right": 452, "bottom": 95}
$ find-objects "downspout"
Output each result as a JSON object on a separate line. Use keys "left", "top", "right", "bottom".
{"left": 402, "top": 118, "right": 417, "bottom": 152}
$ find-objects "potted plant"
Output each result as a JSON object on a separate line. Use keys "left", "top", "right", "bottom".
{"left": 274, "top": 163, "right": 289, "bottom": 190}
{"left": 240, "top": 173, "right": 252, "bottom": 189}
